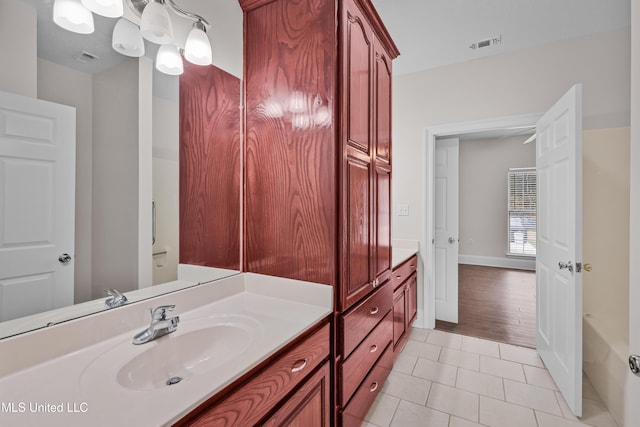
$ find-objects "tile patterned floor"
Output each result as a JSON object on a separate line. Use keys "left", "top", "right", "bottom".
{"left": 364, "top": 328, "right": 619, "bottom": 427}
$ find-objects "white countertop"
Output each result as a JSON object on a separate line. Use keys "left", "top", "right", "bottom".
{"left": 0, "top": 274, "right": 333, "bottom": 426}
{"left": 392, "top": 247, "right": 418, "bottom": 269}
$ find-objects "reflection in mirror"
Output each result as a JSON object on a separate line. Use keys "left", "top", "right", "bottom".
{"left": 0, "top": 0, "right": 242, "bottom": 339}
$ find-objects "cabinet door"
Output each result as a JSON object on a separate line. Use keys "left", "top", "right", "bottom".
{"left": 392, "top": 286, "right": 406, "bottom": 349}
{"left": 407, "top": 272, "right": 418, "bottom": 325}
{"left": 373, "top": 163, "right": 391, "bottom": 284}
{"left": 343, "top": 0, "right": 373, "bottom": 155}
{"left": 261, "top": 362, "right": 331, "bottom": 427}
{"left": 374, "top": 39, "right": 392, "bottom": 164}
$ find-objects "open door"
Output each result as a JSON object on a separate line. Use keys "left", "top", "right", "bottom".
{"left": 434, "top": 138, "right": 459, "bottom": 323}
{"left": 536, "top": 84, "right": 583, "bottom": 416}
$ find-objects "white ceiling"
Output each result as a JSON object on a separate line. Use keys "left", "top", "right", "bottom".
{"left": 371, "top": 0, "right": 631, "bottom": 75}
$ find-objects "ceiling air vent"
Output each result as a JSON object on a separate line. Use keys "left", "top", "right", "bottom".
{"left": 75, "top": 51, "right": 100, "bottom": 64}
{"left": 469, "top": 35, "right": 502, "bottom": 50}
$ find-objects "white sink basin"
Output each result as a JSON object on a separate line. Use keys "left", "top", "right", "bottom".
{"left": 81, "top": 314, "right": 264, "bottom": 391}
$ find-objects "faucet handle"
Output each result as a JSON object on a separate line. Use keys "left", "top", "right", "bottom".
{"left": 150, "top": 305, "right": 176, "bottom": 321}
{"left": 105, "top": 289, "right": 128, "bottom": 308}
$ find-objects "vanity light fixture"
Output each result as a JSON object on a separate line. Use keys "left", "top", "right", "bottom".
{"left": 53, "top": 0, "right": 95, "bottom": 34}
{"left": 52, "top": 0, "right": 213, "bottom": 75}
{"left": 81, "top": 0, "right": 124, "bottom": 18}
{"left": 112, "top": 17, "right": 145, "bottom": 57}
{"left": 155, "top": 44, "right": 183, "bottom": 75}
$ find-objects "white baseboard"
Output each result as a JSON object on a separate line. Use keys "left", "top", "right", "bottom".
{"left": 458, "top": 255, "right": 535, "bottom": 271}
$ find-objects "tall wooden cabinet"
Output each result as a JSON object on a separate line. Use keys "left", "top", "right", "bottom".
{"left": 240, "top": 0, "right": 399, "bottom": 424}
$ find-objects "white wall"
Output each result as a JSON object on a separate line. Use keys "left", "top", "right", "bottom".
{"left": 91, "top": 60, "right": 140, "bottom": 298}
{"left": 458, "top": 135, "right": 536, "bottom": 263}
{"left": 0, "top": 0, "right": 36, "bottom": 97}
{"left": 37, "top": 59, "right": 93, "bottom": 305}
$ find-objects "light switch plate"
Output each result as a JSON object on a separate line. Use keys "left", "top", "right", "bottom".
{"left": 398, "top": 204, "right": 409, "bottom": 216}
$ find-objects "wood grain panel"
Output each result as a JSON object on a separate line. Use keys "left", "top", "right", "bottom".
{"left": 407, "top": 272, "right": 417, "bottom": 325}
{"left": 261, "top": 362, "right": 330, "bottom": 427}
{"left": 243, "top": 0, "right": 338, "bottom": 286}
{"left": 374, "top": 42, "right": 391, "bottom": 163}
{"left": 185, "top": 323, "right": 330, "bottom": 426}
{"left": 374, "top": 163, "right": 391, "bottom": 282}
{"left": 392, "top": 285, "right": 406, "bottom": 349}
{"left": 179, "top": 61, "right": 241, "bottom": 270}
{"left": 436, "top": 265, "right": 536, "bottom": 348}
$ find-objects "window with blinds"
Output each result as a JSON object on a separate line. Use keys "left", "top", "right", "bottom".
{"left": 508, "top": 168, "right": 536, "bottom": 257}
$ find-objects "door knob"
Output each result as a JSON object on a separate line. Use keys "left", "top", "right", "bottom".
{"left": 448, "top": 237, "right": 456, "bottom": 244}
{"left": 629, "top": 355, "right": 640, "bottom": 375}
{"left": 558, "top": 261, "right": 573, "bottom": 273}
{"left": 58, "top": 253, "right": 72, "bottom": 264}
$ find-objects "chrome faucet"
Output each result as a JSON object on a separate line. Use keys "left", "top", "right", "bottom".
{"left": 105, "top": 289, "right": 128, "bottom": 308}
{"left": 133, "top": 305, "right": 180, "bottom": 345}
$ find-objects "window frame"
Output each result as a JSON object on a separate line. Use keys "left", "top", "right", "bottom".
{"left": 507, "top": 167, "right": 537, "bottom": 258}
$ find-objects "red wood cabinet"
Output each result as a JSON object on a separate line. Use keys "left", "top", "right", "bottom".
{"left": 392, "top": 255, "right": 418, "bottom": 355}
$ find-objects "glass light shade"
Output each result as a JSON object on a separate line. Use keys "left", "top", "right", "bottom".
{"left": 53, "top": 0, "right": 95, "bottom": 34}
{"left": 112, "top": 18, "right": 145, "bottom": 57}
{"left": 140, "top": 0, "right": 174, "bottom": 45}
{"left": 156, "top": 44, "right": 183, "bottom": 75}
{"left": 81, "top": 0, "right": 123, "bottom": 18}
{"left": 184, "top": 23, "right": 212, "bottom": 66}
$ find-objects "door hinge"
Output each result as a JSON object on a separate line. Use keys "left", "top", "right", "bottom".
{"left": 576, "top": 262, "right": 582, "bottom": 273}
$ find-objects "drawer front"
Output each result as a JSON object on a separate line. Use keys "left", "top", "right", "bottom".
{"left": 341, "top": 281, "right": 393, "bottom": 358}
{"left": 340, "top": 342, "right": 394, "bottom": 427}
{"left": 391, "top": 255, "right": 417, "bottom": 290}
{"left": 340, "top": 311, "right": 393, "bottom": 405}
{"left": 186, "top": 323, "right": 330, "bottom": 427}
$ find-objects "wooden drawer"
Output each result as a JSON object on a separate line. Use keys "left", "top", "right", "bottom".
{"left": 340, "top": 311, "right": 393, "bottom": 406}
{"left": 341, "top": 281, "right": 392, "bottom": 358}
{"left": 391, "top": 254, "right": 417, "bottom": 290}
{"left": 182, "top": 323, "right": 330, "bottom": 427}
{"left": 340, "top": 342, "right": 394, "bottom": 427}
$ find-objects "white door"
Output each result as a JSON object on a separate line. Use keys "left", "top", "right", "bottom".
{"left": 0, "top": 91, "right": 76, "bottom": 321}
{"left": 435, "top": 138, "right": 459, "bottom": 323}
{"left": 536, "top": 85, "right": 583, "bottom": 416}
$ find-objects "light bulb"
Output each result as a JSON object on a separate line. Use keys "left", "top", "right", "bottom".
{"left": 156, "top": 44, "right": 183, "bottom": 75}
{"left": 112, "top": 18, "right": 145, "bottom": 57}
{"left": 53, "top": 0, "right": 94, "bottom": 34}
{"left": 81, "top": 0, "right": 123, "bottom": 18}
{"left": 184, "top": 21, "right": 212, "bottom": 66}
{"left": 140, "top": 0, "right": 173, "bottom": 45}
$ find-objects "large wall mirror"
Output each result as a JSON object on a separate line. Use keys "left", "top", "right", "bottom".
{"left": 0, "top": 0, "right": 243, "bottom": 339}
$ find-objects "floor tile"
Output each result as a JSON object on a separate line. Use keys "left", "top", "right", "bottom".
{"left": 412, "top": 357, "right": 457, "bottom": 386}
{"left": 555, "top": 391, "right": 580, "bottom": 421}
{"left": 480, "top": 355, "right": 526, "bottom": 382}
{"left": 364, "top": 392, "right": 400, "bottom": 427}
{"left": 504, "top": 379, "right": 562, "bottom": 415}
{"left": 408, "top": 327, "right": 429, "bottom": 342}
{"left": 479, "top": 395, "right": 538, "bottom": 427}
{"left": 426, "top": 329, "right": 463, "bottom": 349}
{"left": 461, "top": 335, "right": 500, "bottom": 358}
{"left": 580, "top": 398, "right": 619, "bottom": 427}
{"left": 362, "top": 423, "right": 382, "bottom": 427}
{"left": 499, "top": 343, "right": 545, "bottom": 367}
{"left": 439, "top": 347, "right": 480, "bottom": 370}
{"left": 536, "top": 411, "right": 591, "bottom": 427}
{"left": 390, "top": 400, "right": 449, "bottom": 427}
{"left": 450, "top": 416, "right": 484, "bottom": 427}
{"left": 456, "top": 367, "right": 505, "bottom": 400}
{"left": 426, "top": 382, "right": 479, "bottom": 422}
{"left": 400, "top": 340, "right": 442, "bottom": 361}
{"left": 524, "top": 364, "right": 559, "bottom": 390}
{"left": 391, "top": 353, "right": 418, "bottom": 375}
{"left": 381, "top": 371, "right": 431, "bottom": 405}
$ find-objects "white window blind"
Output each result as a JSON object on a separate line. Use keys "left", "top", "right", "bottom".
{"left": 508, "top": 168, "right": 536, "bottom": 257}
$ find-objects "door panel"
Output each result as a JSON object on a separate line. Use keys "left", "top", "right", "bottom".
{"left": 374, "top": 164, "right": 391, "bottom": 282}
{"left": 374, "top": 41, "right": 391, "bottom": 163}
{"left": 434, "top": 138, "right": 459, "bottom": 323}
{"left": 536, "top": 84, "right": 582, "bottom": 416}
{"left": 0, "top": 91, "right": 75, "bottom": 321}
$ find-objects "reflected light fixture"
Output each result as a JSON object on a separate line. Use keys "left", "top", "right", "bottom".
{"left": 112, "top": 18, "right": 145, "bottom": 57}
{"left": 53, "top": 0, "right": 95, "bottom": 34}
{"left": 184, "top": 21, "right": 212, "bottom": 66}
{"left": 81, "top": 0, "right": 123, "bottom": 18}
{"left": 52, "top": 0, "right": 213, "bottom": 76}
{"left": 155, "top": 44, "right": 183, "bottom": 75}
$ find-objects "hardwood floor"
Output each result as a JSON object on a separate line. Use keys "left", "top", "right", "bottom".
{"left": 436, "top": 264, "right": 536, "bottom": 348}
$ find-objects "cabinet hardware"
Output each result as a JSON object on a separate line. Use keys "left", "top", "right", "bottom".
{"left": 369, "top": 306, "right": 379, "bottom": 315}
{"left": 291, "top": 358, "right": 308, "bottom": 373}
{"left": 369, "top": 382, "right": 378, "bottom": 392}
{"left": 369, "top": 344, "right": 378, "bottom": 353}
